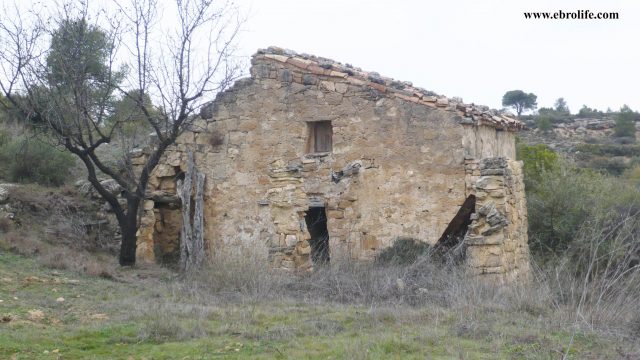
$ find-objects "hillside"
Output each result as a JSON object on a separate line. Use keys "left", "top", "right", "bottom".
{"left": 518, "top": 115, "right": 640, "bottom": 176}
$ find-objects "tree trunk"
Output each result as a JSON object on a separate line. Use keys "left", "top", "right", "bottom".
{"left": 119, "top": 199, "right": 140, "bottom": 266}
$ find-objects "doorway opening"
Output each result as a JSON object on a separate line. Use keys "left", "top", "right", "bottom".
{"left": 435, "top": 195, "right": 476, "bottom": 257}
{"left": 304, "top": 207, "right": 330, "bottom": 265}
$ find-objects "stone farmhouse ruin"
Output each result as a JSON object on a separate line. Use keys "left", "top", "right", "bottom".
{"left": 133, "top": 47, "right": 531, "bottom": 283}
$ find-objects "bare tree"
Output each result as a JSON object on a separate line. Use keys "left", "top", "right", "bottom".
{"left": 0, "top": 0, "right": 242, "bottom": 265}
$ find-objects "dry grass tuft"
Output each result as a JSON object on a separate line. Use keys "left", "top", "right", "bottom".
{"left": 151, "top": 242, "right": 640, "bottom": 341}
{"left": 0, "top": 217, "right": 12, "bottom": 233}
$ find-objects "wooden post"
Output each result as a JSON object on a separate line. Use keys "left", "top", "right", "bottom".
{"left": 192, "top": 170, "right": 206, "bottom": 270}
{"left": 178, "top": 151, "right": 207, "bottom": 272}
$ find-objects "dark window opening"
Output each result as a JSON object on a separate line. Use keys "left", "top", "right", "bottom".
{"left": 304, "top": 207, "right": 330, "bottom": 265}
{"left": 308, "top": 121, "right": 332, "bottom": 153}
{"left": 436, "top": 195, "right": 476, "bottom": 250}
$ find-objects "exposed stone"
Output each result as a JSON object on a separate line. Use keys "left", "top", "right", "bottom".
{"left": 134, "top": 47, "right": 530, "bottom": 283}
{"left": 0, "top": 184, "right": 14, "bottom": 204}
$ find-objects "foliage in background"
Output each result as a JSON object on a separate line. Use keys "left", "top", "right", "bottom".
{"left": 614, "top": 105, "right": 637, "bottom": 139}
{"left": 575, "top": 143, "right": 640, "bottom": 157}
{"left": 0, "top": 133, "right": 74, "bottom": 186}
{"left": 554, "top": 97, "right": 570, "bottom": 113}
{"left": 518, "top": 143, "right": 640, "bottom": 270}
{"left": 516, "top": 143, "right": 558, "bottom": 188}
{"left": 502, "top": 90, "right": 537, "bottom": 117}
{"left": 578, "top": 105, "right": 606, "bottom": 119}
{"left": 106, "top": 90, "right": 156, "bottom": 139}
{"left": 535, "top": 115, "right": 552, "bottom": 132}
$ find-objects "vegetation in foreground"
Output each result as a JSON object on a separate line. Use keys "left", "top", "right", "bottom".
{"left": 0, "top": 252, "right": 638, "bottom": 359}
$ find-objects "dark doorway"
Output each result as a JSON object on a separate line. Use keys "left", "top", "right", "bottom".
{"left": 436, "top": 195, "right": 476, "bottom": 249}
{"left": 304, "top": 207, "right": 330, "bottom": 264}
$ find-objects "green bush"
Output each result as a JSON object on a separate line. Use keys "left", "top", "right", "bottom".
{"left": 537, "top": 107, "right": 572, "bottom": 123}
{"left": 0, "top": 136, "right": 74, "bottom": 186}
{"left": 535, "top": 115, "right": 553, "bottom": 132}
{"left": 614, "top": 105, "right": 637, "bottom": 139}
{"left": 516, "top": 143, "right": 559, "bottom": 189}
{"left": 575, "top": 143, "right": 640, "bottom": 157}
{"left": 578, "top": 105, "right": 605, "bottom": 118}
{"left": 376, "top": 237, "right": 432, "bottom": 265}
{"left": 519, "top": 144, "right": 640, "bottom": 266}
{"left": 579, "top": 156, "right": 629, "bottom": 176}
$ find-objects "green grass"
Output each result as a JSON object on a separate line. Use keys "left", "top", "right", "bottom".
{"left": 0, "top": 252, "right": 636, "bottom": 359}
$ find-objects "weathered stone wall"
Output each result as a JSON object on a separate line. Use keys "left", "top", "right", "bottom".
{"left": 464, "top": 158, "right": 530, "bottom": 283}
{"left": 463, "top": 125, "right": 516, "bottom": 160}
{"left": 134, "top": 48, "right": 530, "bottom": 279}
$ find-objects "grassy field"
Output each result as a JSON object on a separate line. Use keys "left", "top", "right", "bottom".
{"left": 0, "top": 252, "right": 637, "bottom": 359}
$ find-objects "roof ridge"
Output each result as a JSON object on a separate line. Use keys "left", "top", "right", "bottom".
{"left": 252, "top": 46, "right": 524, "bottom": 131}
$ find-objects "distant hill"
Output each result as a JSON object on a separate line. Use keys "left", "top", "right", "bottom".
{"left": 518, "top": 116, "right": 640, "bottom": 176}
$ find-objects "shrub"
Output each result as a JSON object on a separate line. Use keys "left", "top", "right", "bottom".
{"left": 580, "top": 156, "right": 629, "bottom": 176}
{"left": 575, "top": 143, "right": 640, "bottom": 157}
{"left": 0, "top": 136, "right": 75, "bottom": 186}
{"left": 375, "top": 237, "right": 432, "bottom": 265}
{"left": 516, "top": 143, "right": 559, "bottom": 189}
{"left": 0, "top": 218, "right": 11, "bottom": 233}
{"left": 0, "top": 127, "right": 8, "bottom": 147}
{"left": 613, "top": 136, "right": 636, "bottom": 145}
{"left": 526, "top": 162, "right": 640, "bottom": 258}
{"left": 537, "top": 107, "right": 572, "bottom": 123}
{"left": 578, "top": 105, "right": 605, "bottom": 119}
{"left": 520, "top": 140, "right": 640, "bottom": 269}
{"left": 614, "top": 105, "right": 636, "bottom": 139}
{"left": 535, "top": 115, "right": 552, "bottom": 132}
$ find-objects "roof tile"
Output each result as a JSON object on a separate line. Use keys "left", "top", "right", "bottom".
{"left": 254, "top": 46, "right": 525, "bottom": 131}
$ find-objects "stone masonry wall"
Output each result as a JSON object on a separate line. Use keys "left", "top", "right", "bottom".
{"left": 464, "top": 157, "right": 530, "bottom": 283}
{"left": 133, "top": 47, "right": 530, "bottom": 279}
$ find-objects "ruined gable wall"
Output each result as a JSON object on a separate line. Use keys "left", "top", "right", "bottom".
{"left": 135, "top": 53, "right": 528, "bottom": 276}
{"left": 136, "top": 61, "right": 477, "bottom": 267}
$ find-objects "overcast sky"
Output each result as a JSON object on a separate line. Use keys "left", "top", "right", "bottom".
{"left": 5, "top": 0, "right": 639, "bottom": 114}
{"left": 231, "top": 0, "right": 640, "bottom": 114}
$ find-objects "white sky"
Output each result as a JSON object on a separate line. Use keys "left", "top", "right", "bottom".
{"left": 5, "top": 0, "right": 640, "bottom": 114}
{"left": 231, "top": 0, "right": 640, "bottom": 114}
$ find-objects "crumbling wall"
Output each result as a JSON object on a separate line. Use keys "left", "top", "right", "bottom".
{"left": 464, "top": 157, "right": 530, "bottom": 283}
{"left": 134, "top": 47, "right": 530, "bottom": 279}
{"left": 136, "top": 65, "right": 469, "bottom": 268}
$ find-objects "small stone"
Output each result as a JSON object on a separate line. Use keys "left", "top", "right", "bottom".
{"left": 320, "top": 81, "right": 335, "bottom": 92}
{"left": 302, "top": 74, "right": 317, "bottom": 85}
{"left": 90, "top": 313, "right": 109, "bottom": 320}
{"left": 285, "top": 235, "right": 297, "bottom": 247}
{"left": 334, "top": 82, "right": 348, "bottom": 94}
{"left": 56, "top": 297, "right": 65, "bottom": 302}
{"left": 0, "top": 185, "right": 10, "bottom": 204}
{"left": 143, "top": 200, "right": 154, "bottom": 210}
{"left": 28, "top": 309, "right": 45, "bottom": 321}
